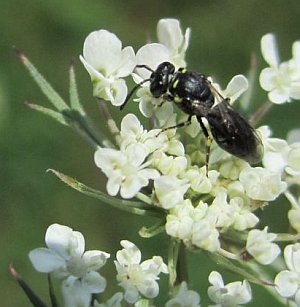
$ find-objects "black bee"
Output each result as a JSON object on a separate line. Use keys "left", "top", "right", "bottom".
{"left": 120, "top": 62, "right": 263, "bottom": 172}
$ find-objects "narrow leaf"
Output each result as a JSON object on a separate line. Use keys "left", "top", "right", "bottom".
{"left": 48, "top": 169, "right": 165, "bottom": 218}
{"left": 10, "top": 264, "right": 49, "bottom": 307}
{"left": 15, "top": 48, "right": 69, "bottom": 112}
{"left": 25, "top": 102, "right": 68, "bottom": 126}
{"left": 69, "top": 60, "right": 84, "bottom": 114}
{"left": 205, "top": 251, "right": 275, "bottom": 286}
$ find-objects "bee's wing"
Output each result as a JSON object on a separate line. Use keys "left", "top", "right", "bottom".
{"left": 206, "top": 99, "right": 263, "bottom": 164}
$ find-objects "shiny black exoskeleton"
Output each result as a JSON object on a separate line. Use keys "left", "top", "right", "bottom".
{"left": 121, "top": 62, "right": 263, "bottom": 170}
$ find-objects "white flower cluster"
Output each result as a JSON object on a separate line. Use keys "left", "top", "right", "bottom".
{"left": 77, "top": 18, "right": 300, "bottom": 306}
{"left": 29, "top": 224, "right": 169, "bottom": 307}
{"left": 80, "top": 19, "right": 300, "bottom": 261}
{"left": 30, "top": 224, "right": 254, "bottom": 307}
{"left": 260, "top": 33, "right": 300, "bottom": 104}
{"left": 29, "top": 224, "right": 110, "bottom": 307}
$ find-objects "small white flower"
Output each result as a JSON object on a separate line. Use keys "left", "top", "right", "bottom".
{"left": 239, "top": 166, "right": 287, "bottom": 201}
{"left": 29, "top": 224, "right": 109, "bottom": 307}
{"left": 94, "top": 146, "right": 160, "bottom": 199}
{"left": 218, "top": 159, "right": 249, "bottom": 180}
{"left": 165, "top": 281, "right": 201, "bottom": 307}
{"left": 208, "top": 192, "right": 235, "bottom": 228}
{"left": 246, "top": 227, "right": 280, "bottom": 264}
{"left": 259, "top": 33, "right": 300, "bottom": 104}
{"left": 154, "top": 175, "right": 190, "bottom": 209}
{"left": 115, "top": 240, "right": 168, "bottom": 304}
{"left": 165, "top": 200, "right": 194, "bottom": 241}
{"left": 275, "top": 243, "right": 300, "bottom": 302}
{"left": 229, "top": 197, "right": 259, "bottom": 231}
{"left": 153, "top": 154, "right": 187, "bottom": 176}
{"left": 80, "top": 29, "right": 136, "bottom": 106}
{"left": 184, "top": 166, "right": 216, "bottom": 194}
{"left": 208, "top": 271, "right": 252, "bottom": 307}
{"left": 119, "top": 113, "right": 167, "bottom": 154}
{"left": 190, "top": 201, "right": 220, "bottom": 252}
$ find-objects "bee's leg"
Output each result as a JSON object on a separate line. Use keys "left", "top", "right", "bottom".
{"left": 156, "top": 115, "right": 192, "bottom": 136}
{"left": 198, "top": 117, "right": 212, "bottom": 177}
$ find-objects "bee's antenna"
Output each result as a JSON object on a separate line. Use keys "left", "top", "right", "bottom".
{"left": 120, "top": 64, "right": 155, "bottom": 110}
{"left": 120, "top": 78, "right": 150, "bottom": 110}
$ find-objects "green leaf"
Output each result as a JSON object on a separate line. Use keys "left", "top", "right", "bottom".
{"left": 16, "top": 49, "right": 69, "bottom": 112}
{"left": 25, "top": 102, "right": 68, "bottom": 126}
{"left": 205, "top": 251, "right": 275, "bottom": 286}
{"left": 48, "top": 169, "right": 165, "bottom": 218}
{"left": 10, "top": 264, "right": 49, "bottom": 307}
{"left": 69, "top": 60, "right": 85, "bottom": 115}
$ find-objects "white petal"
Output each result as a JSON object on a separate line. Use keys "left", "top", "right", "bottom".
{"left": 119, "top": 176, "right": 143, "bottom": 198}
{"left": 82, "top": 29, "right": 122, "bottom": 76}
{"left": 268, "top": 88, "right": 290, "bottom": 104}
{"left": 106, "top": 175, "right": 122, "bottom": 196}
{"left": 94, "top": 147, "right": 126, "bottom": 175}
{"left": 45, "top": 224, "right": 85, "bottom": 259}
{"left": 83, "top": 250, "right": 110, "bottom": 270}
{"left": 79, "top": 55, "right": 106, "bottom": 82}
{"left": 157, "top": 19, "right": 183, "bottom": 51}
{"left": 275, "top": 270, "right": 299, "bottom": 297}
{"left": 116, "top": 46, "right": 136, "bottom": 77}
{"left": 62, "top": 277, "right": 92, "bottom": 307}
{"left": 284, "top": 243, "right": 300, "bottom": 272}
{"left": 82, "top": 271, "right": 107, "bottom": 293}
{"left": 259, "top": 67, "right": 278, "bottom": 91}
{"left": 117, "top": 240, "right": 141, "bottom": 265}
{"left": 136, "top": 43, "right": 171, "bottom": 79}
{"left": 122, "top": 281, "right": 139, "bottom": 303}
{"left": 121, "top": 113, "right": 142, "bottom": 135}
{"left": 261, "top": 33, "right": 279, "bottom": 67}
{"left": 138, "top": 278, "right": 159, "bottom": 299}
{"left": 208, "top": 271, "right": 224, "bottom": 288}
{"left": 107, "top": 78, "right": 128, "bottom": 106}
{"left": 224, "top": 75, "right": 248, "bottom": 102}
{"left": 29, "top": 248, "right": 65, "bottom": 273}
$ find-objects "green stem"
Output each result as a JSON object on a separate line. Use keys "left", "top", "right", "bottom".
{"left": 168, "top": 238, "right": 181, "bottom": 289}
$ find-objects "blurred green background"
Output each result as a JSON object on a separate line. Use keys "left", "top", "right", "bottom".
{"left": 1, "top": 1, "right": 300, "bottom": 306}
